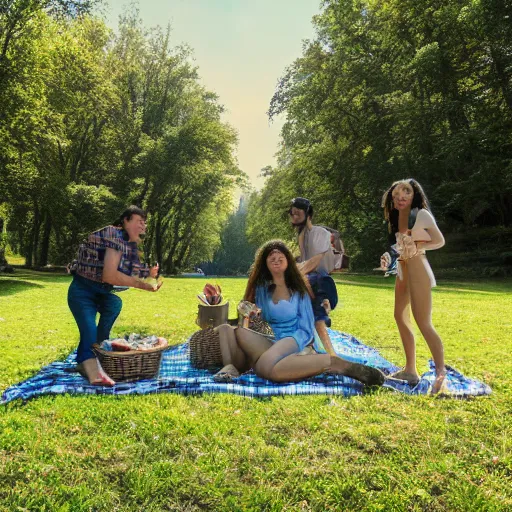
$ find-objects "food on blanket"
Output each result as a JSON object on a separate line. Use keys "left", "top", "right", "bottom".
{"left": 137, "top": 337, "right": 168, "bottom": 351}
{"left": 110, "top": 340, "right": 132, "bottom": 352}
{"left": 100, "top": 334, "right": 169, "bottom": 352}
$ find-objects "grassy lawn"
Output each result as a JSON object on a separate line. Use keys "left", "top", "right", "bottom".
{"left": 0, "top": 271, "right": 511, "bottom": 511}
{"left": 4, "top": 254, "right": 25, "bottom": 266}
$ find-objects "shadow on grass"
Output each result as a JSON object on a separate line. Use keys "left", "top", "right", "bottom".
{"left": 334, "top": 275, "right": 512, "bottom": 295}
{"left": 0, "top": 270, "right": 71, "bottom": 287}
{"left": 0, "top": 279, "right": 45, "bottom": 297}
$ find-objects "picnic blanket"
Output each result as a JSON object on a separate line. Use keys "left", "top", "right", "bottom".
{"left": 1, "top": 329, "right": 491, "bottom": 404}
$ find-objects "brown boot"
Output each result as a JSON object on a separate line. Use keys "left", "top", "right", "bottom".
{"left": 390, "top": 368, "right": 420, "bottom": 386}
{"left": 327, "top": 356, "right": 385, "bottom": 386}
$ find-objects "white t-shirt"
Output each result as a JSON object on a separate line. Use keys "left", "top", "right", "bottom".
{"left": 410, "top": 209, "right": 445, "bottom": 250}
{"left": 299, "top": 225, "right": 335, "bottom": 273}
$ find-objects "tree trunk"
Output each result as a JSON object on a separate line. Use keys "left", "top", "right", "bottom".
{"left": 69, "top": 119, "right": 92, "bottom": 181}
{"left": 25, "top": 202, "right": 40, "bottom": 267}
{"left": 163, "top": 191, "right": 187, "bottom": 272}
{"left": 155, "top": 212, "right": 163, "bottom": 266}
{"left": 175, "top": 229, "right": 194, "bottom": 270}
{"left": 490, "top": 45, "right": 512, "bottom": 113}
{"left": 38, "top": 212, "right": 52, "bottom": 266}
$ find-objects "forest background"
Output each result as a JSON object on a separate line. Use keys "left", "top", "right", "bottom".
{"left": 1, "top": 0, "right": 511, "bottom": 277}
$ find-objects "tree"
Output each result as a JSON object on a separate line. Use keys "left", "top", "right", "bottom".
{"left": 0, "top": 6, "right": 245, "bottom": 270}
{"left": 203, "top": 200, "right": 258, "bottom": 276}
{"left": 254, "top": 0, "right": 512, "bottom": 269}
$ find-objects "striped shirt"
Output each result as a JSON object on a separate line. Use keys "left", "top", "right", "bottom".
{"left": 75, "top": 226, "right": 149, "bottom": 283}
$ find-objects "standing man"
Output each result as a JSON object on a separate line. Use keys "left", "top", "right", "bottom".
{"left": 289, "top": 197, "right": 339, "bottom": 356}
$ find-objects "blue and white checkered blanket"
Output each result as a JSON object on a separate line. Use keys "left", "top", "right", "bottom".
{"left": 1, "top": 330, "right": 491, "bottom": 404}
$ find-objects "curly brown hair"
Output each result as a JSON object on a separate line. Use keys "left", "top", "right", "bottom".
{"left": 244, "top": 240, "right": 312, "bottom": 302}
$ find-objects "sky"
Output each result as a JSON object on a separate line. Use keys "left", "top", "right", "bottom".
{"left": 104, "top": 0, "right": 321, "bottom": 190}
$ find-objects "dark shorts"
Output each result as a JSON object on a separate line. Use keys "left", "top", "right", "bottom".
{"left": 307, "top": 272, "right": 338, "bottom": 324}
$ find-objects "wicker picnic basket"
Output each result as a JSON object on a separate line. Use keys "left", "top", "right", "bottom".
{"left": 92, "top": 343, "right": 167, "bottom": 382}
{"left": 238, "top": 315, "right": 275, "bottom": 339}
{"left": 189, "top": 301, "right": 275, "bottom": 370}
{"left": 189, "top": 301, "right": 229, "bottom": 370}
{"left": 189, "top": 328, "right": 222, "bottom": 370}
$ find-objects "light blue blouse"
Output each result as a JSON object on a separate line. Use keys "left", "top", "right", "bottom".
{"left": 255, "top": 285, "right": 324, "bottom": 352}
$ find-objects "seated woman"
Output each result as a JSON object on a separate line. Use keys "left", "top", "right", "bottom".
{"left": 213, "top": 240, "right": 385, "bottom": 386}
{"left": 67, "top": 205, "right": 161, "bottom": 386}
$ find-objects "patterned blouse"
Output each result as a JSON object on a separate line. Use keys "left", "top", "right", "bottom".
{"left": 75, "top": 226, "right": 150, "bottom": 283}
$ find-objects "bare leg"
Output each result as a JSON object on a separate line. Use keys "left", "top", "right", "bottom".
{"left": 315, "top": 319, "right": 382, "bottom": 383}
{"left": 235, "top": 327, "right": 384, "bottom": 385}
{"left": 409, "top": 258, "right": 446, "bottom": 393}
{"left": 235, "top": 327, "right": 275, "bottom": 367}
{"left": 254, "top": 337, "right": 329, "bottom": 381}
{"left": 315, "top": 320, "right": 337, "bottom": 356}
{"left": 252, "top": 337, "right": 384, "bottom": 385}
{"left": 216, "top": 324, "right": 249, "bottom": 371}
{"left": 76, "top": 358, "right": 115, "bottom": 386}
{"left": 394, "top": 275, "right": 419, "bottom": 379}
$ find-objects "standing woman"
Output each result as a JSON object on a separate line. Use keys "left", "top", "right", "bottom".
{"left": 381, "top": 179, "right": 447, "bottom": 393}
{"left": 68, "top": 206, "right": 161, "bottom": 385}
{"left": 214, "top": 240, "right": 385, "bottom": 386}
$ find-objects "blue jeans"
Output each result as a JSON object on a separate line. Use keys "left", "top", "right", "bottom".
{"left": 68, "top": 275, "right": 123, "bottom": 363}
{"left": 307, "top": 271, "right": 338, "bottom": 325}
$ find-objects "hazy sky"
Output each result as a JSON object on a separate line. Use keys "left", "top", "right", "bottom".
{"left": 104, "top": 0, "right": 321, "bottom": 190}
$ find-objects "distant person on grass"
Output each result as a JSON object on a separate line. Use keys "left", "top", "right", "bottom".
{"left": 67, "top": 206, "right": 161, "bottom": 386}
{"left": 288, "top": 197, "right": 338, "bottom": 356}
{"left": 213, "top": 240, "right": 385, "bottom": 386}
{"left": 380, "top": 179, "right": 447, "bottom": 394}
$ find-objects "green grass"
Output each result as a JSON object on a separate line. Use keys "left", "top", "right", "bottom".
{"left": 4, "top": 253, "right": 25, "bottom": 266}
{"left": 1, "top": 271, "right": 511, "bottom": 511}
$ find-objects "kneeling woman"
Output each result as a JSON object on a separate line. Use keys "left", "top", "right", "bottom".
{"left": 214, "top": 240, "right": 385, "bottom": 386}
{"left": 68, "top": 206, "right": 161, "bottom": 386}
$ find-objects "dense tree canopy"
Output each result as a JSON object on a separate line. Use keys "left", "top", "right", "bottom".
{"left": 2, "top": 0, "right": 511, "bottom": 273}
{"left": 0, "top": 3, "right": 244, "bottom": 272}
{"left": 248, "top": 0, "right": 512, "bottom": 269}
